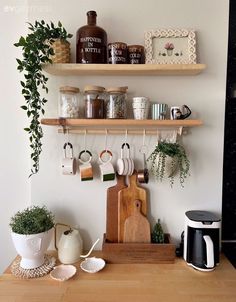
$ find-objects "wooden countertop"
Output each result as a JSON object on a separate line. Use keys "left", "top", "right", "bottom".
{"left": 0, "top": 253, "right": 235, "bottom": 302}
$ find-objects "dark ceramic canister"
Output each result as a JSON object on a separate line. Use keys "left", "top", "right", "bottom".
{"left": 127, "top": 45, "right": 145, "bottom": 64}
{"left": 108, "top": 42, "right": 127, "bottom": 64}
{"left": 76, "top": 11, "right": 107, "bottom": 63}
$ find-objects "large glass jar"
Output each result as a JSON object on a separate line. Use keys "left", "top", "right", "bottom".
{"left": 106, "top": 86, "right": 128, "bottom": 119}
{"left": 84, "top": 85, "right": 105, "bottom": 119}
{"left": 59, "top": 86, "right": 80, "bottom": 118}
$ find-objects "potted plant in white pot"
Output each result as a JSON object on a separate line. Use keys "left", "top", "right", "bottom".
{"left": 147, "top": 141, "right": 190, "bottom": 187}
{"left": 10, "top": 206, "right": 55, "bottom": 269}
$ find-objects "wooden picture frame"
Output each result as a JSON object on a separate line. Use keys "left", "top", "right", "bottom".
{"left": 144, "top": 29, "right": 197, "bottom": 64}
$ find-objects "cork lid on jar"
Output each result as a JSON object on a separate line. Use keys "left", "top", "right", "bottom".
{"left": 84, "top": 85, "right": 105, "bottom": 93}
{"left": 59, "top": 86, "right": 80, "bottom": 94}
{"left": 106, "top": 86, "right": 128, "bottom": 93}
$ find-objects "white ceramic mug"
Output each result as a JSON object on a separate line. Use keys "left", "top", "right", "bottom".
{"left": 132, "top": 97, "right": 149, "bottom": 119}
{"left": 117, "top": 143, "right": 134, "bottom": 176}
{"left": 78, "top": 150, "right": 93, "bottom": 181}
{"left": 62, "top": 143, "right": 76, "bottom": 175}
{"left": 170, "top": 105, "right": 192, "bottom": 120}
{"left": 99, "top": 150, "right": 115, "bottom": 181}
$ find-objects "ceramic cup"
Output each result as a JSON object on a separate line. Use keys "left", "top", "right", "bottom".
{"left": 62, "top": 143, "right": 77, "bottom": 175}
{"left": 99, "top": 150, "right": 115, "bottom": 181}
{"left": 170, "top": 105, "right": 192, "bottom": 120}
{"left": 117, "top": 143, "right": 134, "bottom": 176}
{"left": 132, "top": 97, "right": 149, "bottom": 119}
{"left": 152, "top": 103, "right": 168, "bottom": 120}
{"left": 78, "top": 150, "right": 93, "bottom": 181}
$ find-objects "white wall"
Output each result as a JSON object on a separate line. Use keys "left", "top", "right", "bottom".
{"left": 0, "top": 0, "right": 30, "bottom": 273}
{"left": 0, "top": 0, "right": 229, "bottom": 271}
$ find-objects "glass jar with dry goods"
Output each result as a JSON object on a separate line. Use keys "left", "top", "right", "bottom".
{"left": 59, "top": 86, "right": 80, "bottom": 118}
{"left": 106, "top": 86, "right": 128, "bottom": 119}
{"left": 84, "top": 85, "right": 105, "bottom": 119}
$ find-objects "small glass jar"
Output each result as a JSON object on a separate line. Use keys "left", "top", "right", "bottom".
{"left": 59, "top": 86, "right": 80, "bottom": 118}
{"left": 106, "top": 86, "right": 128, "bottom": 119}
{"left": 84, "top": 85, "right": 105, "bottom": 119}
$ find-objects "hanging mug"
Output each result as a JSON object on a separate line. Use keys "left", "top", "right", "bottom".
{"left": 99, "top": 149, "right": 115, "bottom": 181}
{"left": 61, "top": 143, "right": 77, "bottom": 175}
{"left": 78, "top": 150, "right": 93, "bottom": 181}
{"left": 170, "top": 105, "right": 191, "bottom": 120}
{"left": 117, "top": 143, "right": 134, "bottom": 176}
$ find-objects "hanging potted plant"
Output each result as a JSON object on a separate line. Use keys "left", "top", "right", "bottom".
{"left": 14, "top": 20, "right": 73, "bottom": 176}
{"left": 10, "top": 205, "right": 55, "bottom": 269}
{"left": 147, "top": 141, "right": 190, "bottom": 187}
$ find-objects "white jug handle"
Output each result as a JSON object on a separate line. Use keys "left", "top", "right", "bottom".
{"left": 80, "top": 238, "right": 100, "bottom": 258}
{"left": 203, "top": 235, "right": 214, "bottom": 268}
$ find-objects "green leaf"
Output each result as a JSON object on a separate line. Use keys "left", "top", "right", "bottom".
{"left": 58, "top": 21, "right": 62, "bottom": 27}
{"left": 20, "top": 81, "right": 25, "bottom": 87}
{"left": 21, "top": 105, "right": 27, "bottom": 110}
{"left": 19, "top": 36, "right": 26, "bottom": 46}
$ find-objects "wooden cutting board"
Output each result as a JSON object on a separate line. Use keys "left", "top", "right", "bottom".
{"left": 106, "top": 174, "right": 127, "bottom": 242}
{"left": 123, "top": 199, "right": 151, "bottom": 243}
{"left": 118, "top": 173, "right": 147, "bottom": 242}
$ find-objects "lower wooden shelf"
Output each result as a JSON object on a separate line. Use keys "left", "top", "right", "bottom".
{"left": 102, "top": 233, "right": 176, "bottom": 264}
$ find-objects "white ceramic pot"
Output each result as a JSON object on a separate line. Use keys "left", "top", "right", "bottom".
{"left": 11, "top": 228, "right": 54, "bottom": 269}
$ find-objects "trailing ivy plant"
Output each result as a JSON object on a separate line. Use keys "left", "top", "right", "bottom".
{"left": 147, "top": 141, "right": 190, "bottom": 187}
{"left": 14, "top": 20, "right": 72, "bottom": 177}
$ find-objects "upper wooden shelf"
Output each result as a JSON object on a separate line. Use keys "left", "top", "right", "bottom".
{"left": 43, "top": 63, "right": 206, "bottom": 76}
{"left": 41, "top": 118, "right": 203, "bottom": 128}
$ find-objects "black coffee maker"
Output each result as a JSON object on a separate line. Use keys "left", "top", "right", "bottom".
{"left": 184, "top": 210, "right": 221, "bottom": 271}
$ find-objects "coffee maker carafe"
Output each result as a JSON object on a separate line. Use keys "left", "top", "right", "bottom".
{"left": 184, "top": 210, "right": 221, "bottom": 271}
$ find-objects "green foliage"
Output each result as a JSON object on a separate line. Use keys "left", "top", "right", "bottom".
{"left": 147, "top": 141, "right": 190, "bottom": 187}
{"left": 14, "top": 20, "right": 72, "bottom": 177}
{"left": 151, "top": 219, "right": 165, "bottom": 244}
{"left": 10, "top": 206, "right": 55, "bottom": 235}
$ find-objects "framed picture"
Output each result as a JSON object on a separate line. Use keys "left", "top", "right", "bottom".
{"left": 144, "top": 29, "right": 197, "bottom": 64}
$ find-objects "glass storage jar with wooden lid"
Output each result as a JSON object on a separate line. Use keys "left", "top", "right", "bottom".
{"left": 59, "top": 86, "right": 80, "bottom": 118}
{"left": 106, "top": 86, "right": 128, "bottom": 119}
{"left": 84, "top": 85, "right": 105, "bottom": 119}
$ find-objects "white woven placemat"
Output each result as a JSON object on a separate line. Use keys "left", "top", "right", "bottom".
{"left": 11, "top": 254, "right": 56, "bottom": 279}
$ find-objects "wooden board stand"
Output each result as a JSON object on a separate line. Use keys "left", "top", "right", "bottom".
{"left": 102, "top": 233, "right": 176, "bottom": 264}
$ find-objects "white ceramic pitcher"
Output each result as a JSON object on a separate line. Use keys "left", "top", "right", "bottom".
{"left": 55, "top": 223, "right": 99, "bottom": 264}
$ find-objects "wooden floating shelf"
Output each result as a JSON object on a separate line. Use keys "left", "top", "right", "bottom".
{"left": 41, "top": 118, "right": 203, "bottom": 128}
{"left": 43, "top": 63, "right": 206, "bottom": 76}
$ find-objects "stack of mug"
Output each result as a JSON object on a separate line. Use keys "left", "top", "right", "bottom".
{"left": 132, "top": 97, "right": 149, "bottom": 120}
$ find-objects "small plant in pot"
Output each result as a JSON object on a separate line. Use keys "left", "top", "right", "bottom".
{"left": 14, "top": 20, "right": 73, "bottom": 177}
{"left": 147, "top": 141, "right": 190, "bottom": 187}
{"left": 10, "top": 206, "right": 55, "bottom": 269}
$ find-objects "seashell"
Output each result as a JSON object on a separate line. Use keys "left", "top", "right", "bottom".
{"left": 80, "top": 257, "right": 105, "bottom": 273}
{"left": 50, "top": 264, "right": 77, "bottom": 281}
